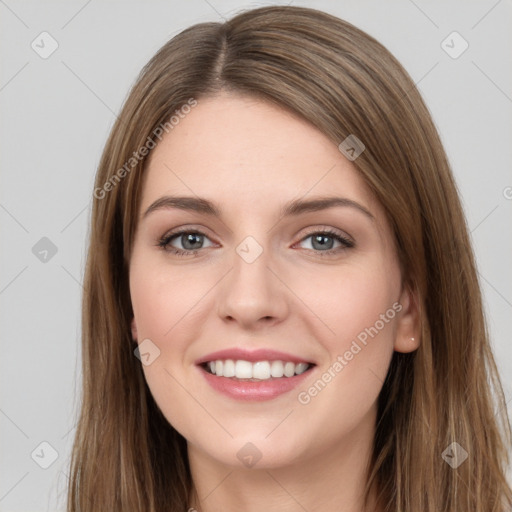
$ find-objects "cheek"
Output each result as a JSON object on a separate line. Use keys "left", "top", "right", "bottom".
{"left": 129, "top": 261, "right": 214, "bottom": 436}
{"left": 295, "top": 257, "right": 400, "bottom": 349}
{"left": 292, "top": 258, "right": 400, "bottom": 414}
{"left": 130, "top": 259, "right": 214, "bottom": 343}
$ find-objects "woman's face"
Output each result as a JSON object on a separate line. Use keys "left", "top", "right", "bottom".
{"left": 129, "top": 93, "right": 419, "bottom": 469}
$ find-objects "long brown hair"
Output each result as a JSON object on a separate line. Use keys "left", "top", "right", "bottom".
{"left": 67, "top": 6, "right": 512, "bottom": 511}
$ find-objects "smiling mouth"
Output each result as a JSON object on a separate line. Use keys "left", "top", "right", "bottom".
{"left": 201, "top": 359, "right": 315, "bottom": 381}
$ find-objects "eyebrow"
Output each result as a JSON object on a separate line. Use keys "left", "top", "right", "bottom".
{"left": 142, "top": 195, "right": 375, "bottom": 221}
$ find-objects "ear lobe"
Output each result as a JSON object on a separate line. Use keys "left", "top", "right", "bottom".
{"left": 394, "top": 284, "right": 421, "bottom": 353}
{"left": 131, "top": 317, "right": 138, "bottom": 342}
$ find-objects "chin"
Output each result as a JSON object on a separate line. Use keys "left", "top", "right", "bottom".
{"left": 206, "top": 437, "right": 306, "bottom": 470}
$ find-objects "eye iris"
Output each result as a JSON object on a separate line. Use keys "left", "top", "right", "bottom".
{"left": 182, "top": 233, "right": 203, "bottom": 250}
{"left": 312, "top": 234, "right": 334, "bottom": 250}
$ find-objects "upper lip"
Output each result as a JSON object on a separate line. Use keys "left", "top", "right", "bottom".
{"left": 195, "top": 348, "right": 315, "bottom": 366}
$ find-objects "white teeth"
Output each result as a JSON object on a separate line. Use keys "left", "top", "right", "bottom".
{"left": 270, "top": 360, "right": 284, "bottom": 377}
{"left": 223, "top": 359, "right": 235, "bottom": 377}
{"left": 295, "top": 362, "right": 309, "bottom": 375}
{"left": 252, "top": 361, "right": 270, "bottom": 379}
{"left": 235, "top": 360, "right": 253, "bottom": 379}
{"left": 283, "top": 362, "right": 295, "bottom": 377}
{"left": 207, "top": 359, "right": 311, "bottom": 380}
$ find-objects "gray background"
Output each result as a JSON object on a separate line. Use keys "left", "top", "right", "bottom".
{"left": 1, "top": 0, "right": 511, "bottom": 510}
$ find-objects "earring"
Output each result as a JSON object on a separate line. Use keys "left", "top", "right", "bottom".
{"left": 411, "top": 337, "right": 415, "bottom": 342}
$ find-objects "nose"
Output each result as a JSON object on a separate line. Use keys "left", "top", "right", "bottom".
{"left": 216, "top": 242, "right": 289, "bottom": 330}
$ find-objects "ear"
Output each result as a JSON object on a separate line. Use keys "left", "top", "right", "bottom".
{"left": 131, "top": 317, "right": 138, "bottom": 342}
{"left": 394, "top": 283, "right": 421, "bottom": 353}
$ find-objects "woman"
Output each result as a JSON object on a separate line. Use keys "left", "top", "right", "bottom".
{"left": 67, "top": 6, "right": 512, "bottom": 511}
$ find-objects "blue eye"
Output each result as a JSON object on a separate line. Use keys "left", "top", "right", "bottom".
{"left": 157, "top": 230, "right": 214, "bottom": 256}
{"left": 297, "top": 230, "right": 354, "bottom": 255}
{"left": 157, "top": 228, "right": 354, "bottom": 257}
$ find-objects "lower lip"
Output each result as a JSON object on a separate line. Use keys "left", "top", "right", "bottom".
{"left": 199, "top": 365, "right": 313, "bottom": 401}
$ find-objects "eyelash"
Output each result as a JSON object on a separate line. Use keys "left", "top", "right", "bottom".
{"left": 156, "top": 228, "right": 354, "bottom": 257}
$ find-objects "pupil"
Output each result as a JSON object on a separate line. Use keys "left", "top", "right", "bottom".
{"left": 312, "top": 234, "right": 333, "bottom": 250}
{"left": 183, "top": 233, "right": 202, "bottom": 250}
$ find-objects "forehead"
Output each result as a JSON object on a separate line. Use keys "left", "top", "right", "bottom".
{"left": 141, "top": 93, "right": 379, "bottom": 217}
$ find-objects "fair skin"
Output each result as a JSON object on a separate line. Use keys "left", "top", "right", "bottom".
{"left": 129, "top": 93, "right": 420, "bottom": 512}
